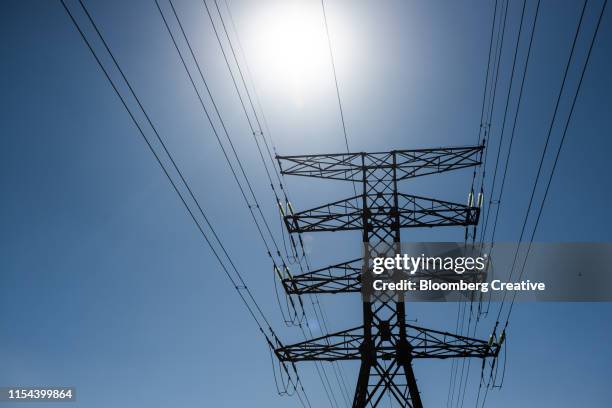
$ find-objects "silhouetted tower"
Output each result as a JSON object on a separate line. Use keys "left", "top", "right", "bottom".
{"left": 275, "top": 146, "right": 500, "bottom": 407}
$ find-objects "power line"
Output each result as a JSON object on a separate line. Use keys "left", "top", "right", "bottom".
{"left": 479, "top": 0, "right": 529, "bottom": 245}
{"left": 320, "top": 0, "right": 351, "bottom": 157}
{"left": 468, "top": 0, "right": 500, "bottom": 196}
{"left": 503, "top": 0, "right": 608, "bottom": 325}
{"left": 215, "top": 0, "right": 309, "bottom": 269}
{"left": 211, "top": 2, "right": 353, "bottom": 405}
{"left": 476, "top": 0, "right": 543, "bottom": 325}
{"left": 451, "top": 1, "right": 510, "bottom": 406}
{"left": 211, "top": 0, "right": 282, "bottom": 183}
{"left": 154, "top": 2, "right": 343, "bottom": 405}
{"left": 320, "top": 0, "right": 358, "bottom": 200}
{"left": 451, "top": 0, "right": 500, "bottom": 404}
{"left": 202, "top": 0, "right": 301, "bottom": 270}
{"left": 479, "top": 1, "right": 605, "bottom": 406}
{"left": 158, "top": 0, "right": 305, "bottom": 329}
{"left": 203, "top": 0, "right": 311, "bottom": 311}
{"left": 152, "top": 1, "right": 345, "bottom": 405}
{"left": 216, "top": 0, "right": 317, "bottom": 277}
{"left": 65, "top": 0, "right": 273, "bottom": 336}
{"left": 58, "top": 0, "right": 608, "bottom": 406}
{"left": 474, "top": 0, "right": 510, "bottom": 212}
{"left": 454, "top": 3, "right": 529, "bottom": 405}
{"left": 214, "top": 0, "right": 314, "bottom": 271}
{"left": 59, "top": 1, "right": 311, "bottom": 405}
{"left": 495, "top": 0, "right": 590, "bottom": 324}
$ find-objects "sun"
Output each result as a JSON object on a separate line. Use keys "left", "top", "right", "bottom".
{"left": 244, "top": 0, "right": 348, "bottom": 106}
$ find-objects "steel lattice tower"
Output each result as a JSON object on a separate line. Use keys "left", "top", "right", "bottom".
{"left": 274, "top": 146, "right": 501, "bottom": 407}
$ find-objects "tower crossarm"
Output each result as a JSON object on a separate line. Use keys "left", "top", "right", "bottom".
{"left": 282, "top": 266, "right": 485, "bottom": 295}
{"left": 284, "top": 193, "right": 479, "bottom": 233}
{"left": 405, "top": 323, "right": 498, "bottom": 359}
{"left": 276, "top": 326, "right": 364, "bottom": 362}
{"left": 283, "top": 258, "right": 363, "bottom": 294}
{"left": 275, "top": 324, "right": 498, "bottom": 362}
{"left": 276, "top": 146, "right": 483, "bottom": 182}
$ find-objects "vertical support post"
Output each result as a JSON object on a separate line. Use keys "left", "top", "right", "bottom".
{"left": 393, "top": 150, "right": 423, "bottom": 408}
{"left": 355, "top": 152, "right": 372, "bottom": 406}
{"left": 352, "top": 150, "right": 423, "bottom": 407}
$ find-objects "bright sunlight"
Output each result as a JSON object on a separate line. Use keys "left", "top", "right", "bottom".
{"left": 244, "top": 0, "right": 351, "bottom": 107}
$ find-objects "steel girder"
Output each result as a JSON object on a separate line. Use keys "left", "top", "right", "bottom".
{"left": 276, "top": 146, "right": 484, "bottom": 182}
{"left": 283, "top": 192, "right": 480, "bottom": 233}
{"left": 283, "top": 257, "right": 486, "bottom": 295}
{"left": 275, "top": 323, "right": 499, "bottom": 362}
{"left": 282, "top": 258, "right": 362, "bottom": 294}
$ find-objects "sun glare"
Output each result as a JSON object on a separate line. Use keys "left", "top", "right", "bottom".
{"left": 246, "top": 1, "right": 344, "bottom": 106}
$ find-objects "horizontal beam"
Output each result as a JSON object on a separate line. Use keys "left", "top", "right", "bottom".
{"left": 284, "top": 193, "right": 479, "bottom": 233}
{"left": 276, "top": 146, "right": 484, "bottom": 182}
{"left": 283, "top": 261, "right": 485, "bottom": 295}
{"left": 275, "top": 324, "right": 498, "bottom": 362}
{"left": 283, "top": 258, "right": 362, "bottom": 294}
{"left": 277, "top": 326, "right": 363, "bottom": 362}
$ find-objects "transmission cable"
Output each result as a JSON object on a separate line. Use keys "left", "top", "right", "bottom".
{"left": 321, "top": 0, "right": 358, "bottom": 201}
{"left": 477, "top": 0, "right": 542, "bottom": 322}
{"left": 454, "top": 2, "right": 529, "bottom": 406}
{"left": 452, "top": 0, "right": 501, "bottom": 404}
{"left": 155, "top": 0, "right": 307, "bottom": 327}
{"left": 450, "top": 1, "right": 510, "bottom": 406}
{"left": 59, "top": 1, "right": 311, "bottom": 405}
{"left": 212, "top": 2, "right": 353, "bottom": 405}
{"left": 153, "top": 1, "right": 345, "bottom": 405}
{"left": 494, "top": 0, "right": 590, "bottom": 324}
{"left": 502, "top": 0, "right": 607, "bottom": 326}
{"left": 480, "top": 1, "right": 604, "bottom": 406}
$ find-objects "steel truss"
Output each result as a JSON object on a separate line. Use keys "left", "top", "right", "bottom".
{"left": 284, "top": 192, "right": 479, "bottom": 233}
{"left": 276, "top": 146, "right": 496, "bottom": 408}
{"left": 282, "top": 257, "right": 486, "bottom": 295}
{"left": 276, "top": 323, "right": 498, "bottom": 362}
{"left": 282, "top": 258, "right": 362, "bottom": 294}
{"left": 277, "top": 146, "right": 484, "bottom": 182}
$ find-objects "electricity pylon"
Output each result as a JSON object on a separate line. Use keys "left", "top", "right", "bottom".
{"left": 274, "top": 146, "right": 501, "bottom": 408}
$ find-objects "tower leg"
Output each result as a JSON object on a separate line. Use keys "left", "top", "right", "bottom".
{"left": 352, "top": 358, "right": 371, "bottom": 408}
{"left": 352, "top": 358, "right": 423, "bottom": 407}
{"left": 402, "top": 359, "right": 423, "bottom": 408}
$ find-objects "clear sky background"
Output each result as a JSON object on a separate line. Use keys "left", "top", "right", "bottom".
{"left": 1, "top": 0, "right": 611, "bottom": 407}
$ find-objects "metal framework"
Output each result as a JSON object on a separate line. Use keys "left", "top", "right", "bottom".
{"left": 277, "top": 146, "right": 483, "bottom": 182}
{"left": 282, "top": 257, "right": 486, "bottom": 296}
{"left": 284, "top": 192, "right": 479, "bottom": 233}
{"left": 282, "top": 258, "right": 363, "bottom": 295}
{"left": 276, "top": 323, "right": 495, "bottom": 362}
{"left": 275, "top": 146, "right": 499, "bottom": 408}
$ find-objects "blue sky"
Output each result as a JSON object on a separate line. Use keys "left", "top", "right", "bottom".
{"left": 1, "top": 0, "right": 611, "bottom": 407}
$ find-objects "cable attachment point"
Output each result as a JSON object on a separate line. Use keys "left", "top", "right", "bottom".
{"left": 278, "top": 199, "right": 286, "bottom": 217}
